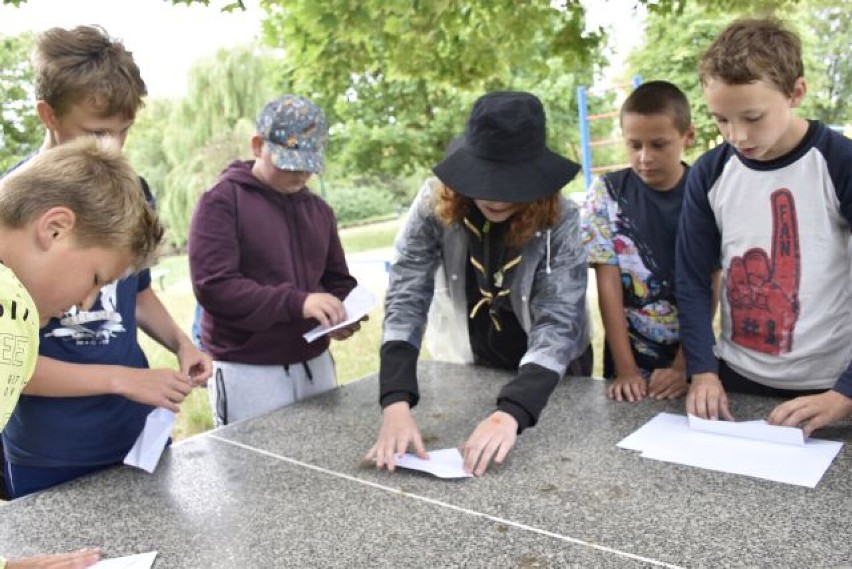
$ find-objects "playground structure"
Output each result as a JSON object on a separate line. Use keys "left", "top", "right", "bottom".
{"left": 577, "top": 75, "right": 642, "bottom": 190}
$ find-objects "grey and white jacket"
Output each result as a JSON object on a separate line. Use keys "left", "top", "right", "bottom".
{"left": 381, "top": 178, "right": 590, "bottom": 429}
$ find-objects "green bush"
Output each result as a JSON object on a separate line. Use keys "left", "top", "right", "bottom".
{"left": 324, "top": 183, "right": 399, "bottom": 225}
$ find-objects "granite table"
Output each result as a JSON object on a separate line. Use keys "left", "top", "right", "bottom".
{"left": 1, "top": 361, "right": 850, "bottom": 568}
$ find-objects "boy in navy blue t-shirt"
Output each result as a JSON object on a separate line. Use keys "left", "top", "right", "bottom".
{"left": 2, "top": 25, "right": 212, "bottom": 499}
{"left": 583, "top": 81, "right": 699, "bottom": 402}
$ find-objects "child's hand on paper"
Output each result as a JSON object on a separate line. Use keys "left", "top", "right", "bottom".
{"left": 328, "top": 315, "right": 369, "bottom": 341}
{"left": 768, "top": 390, "right": 852, "bottom": 436}
{"left": 7, "top": 547, "right": 101, "bottom": 568}
{"left": 607, "top": 371, "right": 648, "bottom": 402}
{"left": 365, "top": 401, "right": 427, "bottom": 471}
{"left": 302, "top": 293, "right": 345, "bottom": 328}
{"left": 648, "top": 368, "right": 688, "bottom": 400}
{"left": 462, "top": 411, "right": 517, "bottom": 476}
{"left": 686, "top": 372, "right": 734, "bottom": 421}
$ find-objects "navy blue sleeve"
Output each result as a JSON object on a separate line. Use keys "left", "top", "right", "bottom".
{"left": 675, "top": 152, "right": 723, "bottom": 377}
{"left": 823, "top": 125, "right": 852, "bottom": 397}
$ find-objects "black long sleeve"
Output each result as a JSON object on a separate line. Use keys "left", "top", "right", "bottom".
{"left": 496, "top": 363, "right": 560, "bottom": 433}
{"left": 378, "top": 341, "right": 420, "bottom": 408}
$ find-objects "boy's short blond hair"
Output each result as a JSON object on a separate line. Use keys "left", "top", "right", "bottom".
{"left": 0, "top": 136, "right": 163, "bottom": 270}
{"left": 699, "top": 18, "right": 803, "bottom": 97}
{"left": 33, "top": 25, "right": 147, "bottom": 119}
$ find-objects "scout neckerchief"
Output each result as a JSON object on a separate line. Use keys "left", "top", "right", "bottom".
{"left": 463, "top": 208, "right": 522, "bottom": 332}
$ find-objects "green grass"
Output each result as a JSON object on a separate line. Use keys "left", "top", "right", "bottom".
{"left": 339, "top": 217, "right": 403, "bottom": 253}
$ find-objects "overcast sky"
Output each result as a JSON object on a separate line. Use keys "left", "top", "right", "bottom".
{"left": 0, "top": 0, "right": 263, "bottom": 99}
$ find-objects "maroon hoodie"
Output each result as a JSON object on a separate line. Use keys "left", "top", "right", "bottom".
{"left": 188, "top": 160, "right": 357, "bottom": 365}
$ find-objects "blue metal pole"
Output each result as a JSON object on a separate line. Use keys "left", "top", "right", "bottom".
{"left": 577, "top": 85, "right": 592, "bottom": 191}
{"left": 631, "top": 75, "right": 642, "bottom": 90}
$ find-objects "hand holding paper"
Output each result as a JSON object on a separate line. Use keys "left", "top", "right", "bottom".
{"left": 687, "top": 413, "right": 805, "bottom": 445}
{"left": 303, "top": 285, "right": 376, "bottom": 343}
{"left": 123, "top": 408, "right": 175, "bottom": 474}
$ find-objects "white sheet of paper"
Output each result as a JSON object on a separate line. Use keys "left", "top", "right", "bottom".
{"left": 123, "top": 408, "right": 175, "bottom": 473}
{"left": 303, "top": 285, "right": 377, "bottom": 343}
{"left": 91, "top": 551, "right": 157, "bottom": 569}
{"left": 687, "top": 413, "right": 805, "bottom": 445}
{"left": 394, "top": 448, "right": 473, "bottom": 479}
{"left": 617, "top": 412, "right": 686, "bottom": 451}
{"left": 618, "top": 413, "right": 843, "bottom": 488}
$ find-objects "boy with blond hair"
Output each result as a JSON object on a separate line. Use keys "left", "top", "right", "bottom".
{"left": 583, "top": 80, "right": 697, "bottom": 403}
{"left": 677, "top": 18, "right": 852, "bottom": 434}
{"left": 1, "top": 25, "right": 211, "bottom": 499}
{"left": 0, "top": 136, "right": 164, "bottom": 569}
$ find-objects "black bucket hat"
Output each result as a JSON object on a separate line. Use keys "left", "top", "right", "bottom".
{"left": 432, "top": 91, "right": 580, "bottom": 203}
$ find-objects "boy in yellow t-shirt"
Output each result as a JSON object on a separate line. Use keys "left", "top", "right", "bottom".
{"left": 0, "top": 136, "right": 163, "bottom": 568}
{"left": 0, "top": 266, "right": 38, "bottom": 433}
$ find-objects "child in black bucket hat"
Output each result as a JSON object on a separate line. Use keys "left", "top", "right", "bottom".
{"left": 366, "top": 91, "right": 592, "bottom": 476}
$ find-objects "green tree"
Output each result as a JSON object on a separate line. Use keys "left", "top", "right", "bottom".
{"left": 0, "top": 32, "right": 40, "bottom": 171}
{"left": 125, "top": 98, "right": 177, "bottom": 206}
{"left": 137, "top": 46, "right": 280, "bottom": 247}
{"left": 125, "top": 46, "right": 279, "bottom": 247}
{"left": 259, "top": 1, "right": 602, "bottom": 178}
{"left": 794, "top": 0, "right": 852, "bottom": 126}
{"left": 625, "top": 5, "right": 738, "bottom": 156}
{"left": 626, "top": 1, "right": 849, "bottom": 155}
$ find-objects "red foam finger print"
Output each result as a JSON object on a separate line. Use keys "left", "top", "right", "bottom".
{"left": 726, "top": 189, "right": 801, "bottom": 355}
{"left": 727, "top": 257, "right": 751, "bottom": 307}
{"left": 770, "top": 189, "right": 800, "bottom": 300}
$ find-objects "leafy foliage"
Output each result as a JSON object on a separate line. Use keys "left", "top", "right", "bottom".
{"left": 794, "top": 0, "right": 852, "bottom": 126}
{"left": 0, "top": 32, "right": 40, "bottom": 171}
{"left": 324, "top": 183, "right": 399, "bottom": 226}
{"left": 625, "top": 4, "right": 737, "bottom": 156}
{"left": 258, "top": 0, "right": 603, "bottom": 176}
{"left": 625, "top": 0, "right": 851, "bottom": 156}
{"left": 125, "top": 46, "right": 281, "bottom": 247}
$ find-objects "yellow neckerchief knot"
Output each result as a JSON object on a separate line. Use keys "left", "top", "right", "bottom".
{"left": 463, "top": 214, "right": 521, "bottom": 333}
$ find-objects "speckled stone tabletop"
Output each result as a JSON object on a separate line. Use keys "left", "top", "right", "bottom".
{"left": 1, "top": 361, "right": 850, "bottom": 568}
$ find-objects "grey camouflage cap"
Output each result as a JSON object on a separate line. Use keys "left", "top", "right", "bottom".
{"left": 256, "top": 94, "right": 327, "bottom": 173}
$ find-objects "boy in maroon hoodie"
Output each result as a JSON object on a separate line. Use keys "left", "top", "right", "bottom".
{"left": 188, "top": 95, "right": 360, "bottom": 426}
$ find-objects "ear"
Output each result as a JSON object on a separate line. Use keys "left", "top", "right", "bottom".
{"left": 251, "top": 135, "right": 265, "bottom": 158}
{"left": 683, "top": 124, "right": 697, "bottom": 148}
{"left": 36, "top": 100, "right": 61, "bottom": 131}
{"left": 790, "top": 77, "right": 807, "bottom": 108}
{"left": 34, "top": 207, "right": 77, "bottom": 251}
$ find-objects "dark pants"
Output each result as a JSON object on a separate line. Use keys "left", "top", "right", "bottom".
{"left": 0, "top": 442, "right": 7, "bottom": 500}
{"left": 718, "top": 359, "right": 827, "bottom": 398}
{"left": 567, "top": 344, "right": 595, "bottom": 377}
{"left": 4, "top": 459, "right": 107, "bottom": 499}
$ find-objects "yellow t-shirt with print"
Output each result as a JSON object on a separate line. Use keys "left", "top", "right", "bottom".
{"left": 0, "top": 263, "right": 39, "bottom": 433}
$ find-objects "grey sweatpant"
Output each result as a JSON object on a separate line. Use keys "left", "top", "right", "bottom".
{"left": 208, "top": 351, "right": 336, "bottom": 427}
